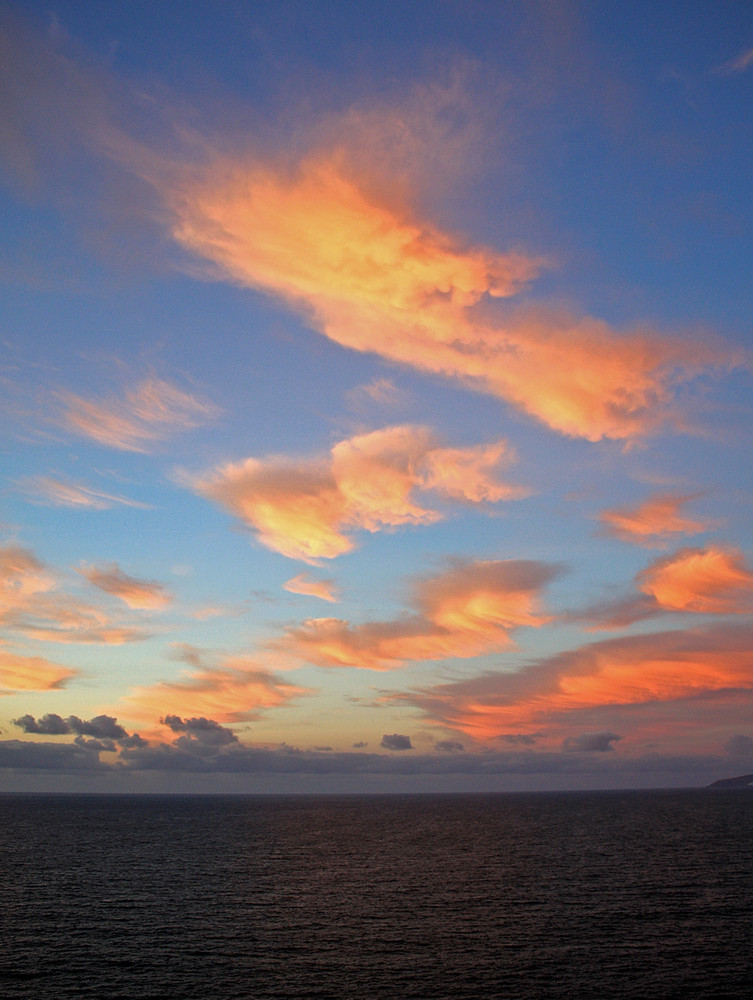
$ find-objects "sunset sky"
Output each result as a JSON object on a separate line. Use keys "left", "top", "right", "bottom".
{"left": 2, "top": 0, "right": 752, "bottom": 793}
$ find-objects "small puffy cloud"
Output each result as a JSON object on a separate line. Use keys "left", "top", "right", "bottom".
{"left": 191, "top": 425, "right": 526, "bottom": 561}
{"left": 436, "top": 740, "right": 464, "bottom": 752}
{"left": 283, "top": 573, "right": 339, "bottom": 603}
{"left": 58, "top": 377, "right": 218, "bottom": 452}
{"left": 599, "top": 493, "right": 709, "bottom": 546}
{"left": 1, "top": 652, "right": 76, "bottom": 692}
{"left": 22, "top": 476, "right": 150, "bottom": 510}
{"left": 381, "top": 733, "right": 413, "bottom": 750}
{"left": 13, "top": 713, "right": 70, "bottom": 734}
{"left": 285, "top": 558, "right": 560, "bottom": 669}
{"left": 562, "top": 731, "right": 622, "bottom": 753}
{"left": 78, "top": 563, "right": 172, "bottom": 610}
{"left": 637, "top": 546, "right": 753, "bottom": 614}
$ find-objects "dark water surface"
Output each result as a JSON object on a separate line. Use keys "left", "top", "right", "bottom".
{"left": 2, "top": 790, "right": 752, "bottom": 999}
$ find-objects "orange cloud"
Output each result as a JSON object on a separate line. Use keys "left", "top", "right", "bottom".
{"left": 78, "top": 563, "right": 173, "bottom": 610}
{"left": 283, "top": 574, "right": 339, "bottom": 603}
{"left": 1, "top": 544, "right": 151, "bottom": 645}
{"left": 169, "top": 154, "right": 738, "bottom": 441}
{"left": 123, "top": 652, "right": 309, "bottom": 725}
{"left": 395, "top": 623, "right": 753, "bottom": 741}
{"left": 0, "top": 650, "right": 76, "bottom": 692}
{"left": 284, "top": 558, "right": 560, "bottom": 669}
{"left": 600, "top": 493, "right": 708, "bottom": 545}
{"left": 191, "top": 425, "right": 525, "bottom": 561}
{"left": 637, "top": 546, "right": 753, "bottom": 614}
{"left": 59, "top": 376, "right": 218, "bottom": 452}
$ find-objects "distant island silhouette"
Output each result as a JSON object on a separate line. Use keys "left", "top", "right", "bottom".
{"left": 707, "top": 773, "right": 753, "bottom": 789}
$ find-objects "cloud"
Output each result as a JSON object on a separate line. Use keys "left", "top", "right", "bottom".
{"left": 59, "top": 377, "right": 218, "bottom": 452}
{"left": 123, "top": 650, "right": 310, "bottom": 725}
{"left": 725, "top": 734, "right": 753, "bottom": 757}
{"left": 13, "top": 713, "right": 128, "bottom": 738}
{"left": 283, "top": 573, "right": 340, "bottom": 603}
{"left": 716, "top": 44, "right": 753, "bottom": 76}
{"left": 78, "top": 563, "right": 173, "bottom": 610}
{"left": 381, "top": 733, "right": 413, "bottom": 750}
{"left": 285, "top": 558, "right": 561, "bottom": 669}
{"left": 599, "top": 493, "right": 709, "bottom": 546}
{"left": 0, "top": 544, "right": 152, "bottom": 645}
{"left": 22, "top": 476, "right": 149, "bottom": 510}
{"left": 436, "top": 740, "right": 464, "bottom": 752}
{"left": 562, "top": 731, "right": 622, "bottom": 753}
{"left": 191, "top": 425, "right": 526, "bottom": 561}
{"left": 168, "top": 151, "right": 740, "bottom": 442}
{"left": 392, "top": 623, "right": 753, "bottom": 741}
{"left": 637, "top": 546, "right": 753, "bottom": 614}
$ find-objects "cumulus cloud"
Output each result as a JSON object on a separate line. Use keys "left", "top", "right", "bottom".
{"left": 283, "top": 573, "right": 340, "bottom": 603}
{"left": 285, "top": 558, "right": 561, "bottom": 669}
{"left": 78, "top": 563, "right": 173, "bottom": 610}
{"left": 191, "top": 425, "right": 526, "bottom": 561}
{"left": 391, "top": 623, "right": 753, "bottom": 741}
{"left": 599, "top": 493, "right": 709, "bottom": 546}
{"left": 58, "top": 377, "right": 218, "bottom": 452}
{"left": 381, "top": 733, "right": 413, "bottom": 750}
{"left": 13, "top": 713, "right": 128, "bottom": 738}
{"left": 562, "top": 731, "right": 622, "bottom": 753}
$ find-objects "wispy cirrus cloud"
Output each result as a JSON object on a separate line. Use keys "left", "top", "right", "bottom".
{"left": 78, "top": 563, "right": 173, "bottom": 610}
{"left": 283, "top": 573, "right": 340, "bottom": 603}
{"left": 599, "top": 492, "right": 709, "bottom": 546}
{"left": 59, "top": 376, "right": 218, "bottom": 452}
{"left": 191, "top": 425, "right": 526, "bottom": 562}
{"left": 283, "top": 558, "right": 561, "bottom": 669}
{"left": 392, "top": 622, "right": 753, "bottom": 742}
{"left": 22, "top": 476, "right": 150, "bottom": 510}
{"left": 715, "top": 44, "right": 753, "bottom": 76}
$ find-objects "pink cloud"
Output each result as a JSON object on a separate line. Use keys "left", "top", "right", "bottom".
{"left": 637, "top": 546, "right": 753, "bottom": 614}
{"left": 78, "top": 563, "right": 173, "bottom": 610}
{"left": 283, "top": 574, "right": 340, "bottom": 603}
{"left": 191, "top": 425, "right": 525, "bottom": 561}
{"left": 284, "top": 558, "right": 561, "bottom": 669}
{"left": 59, "top": 376, "right": 218, "bottom": 452}
{"left": 599, "top": 493, "right": 709, "bottom": 546}
{"left": 22, "top": 476, "right": 149, "bottom": 510}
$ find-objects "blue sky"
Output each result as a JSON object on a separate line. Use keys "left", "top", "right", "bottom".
{"left": 1, "top": 1, "right": 752, "bottom": 793}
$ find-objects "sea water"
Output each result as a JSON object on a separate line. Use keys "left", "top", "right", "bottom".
{"left": 1, "top": 790, "right": 751, "bottom": 999}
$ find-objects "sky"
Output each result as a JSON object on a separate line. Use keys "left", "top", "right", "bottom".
{"left": 1, "top": 0, "right": 752, "bottom": 794}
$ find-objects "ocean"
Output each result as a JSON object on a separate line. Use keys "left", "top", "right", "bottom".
{"left": 1, "top": 789, "right": 751, "bottom": 999}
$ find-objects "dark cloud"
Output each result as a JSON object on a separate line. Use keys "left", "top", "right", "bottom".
{"left": 381, "top": 733, "right": 413, "bottom": 750}
{"left": 352, "top": 741, "right": 368, "bottom": 748}
{"left": 13, "top": 713, "right": 70, "bottom": 734}
{"left": 0, "top": 739, "right": 106, "bottom": 770}
{"left": 436, "top": 740, "right": 464, "bottom": 752}
{"left": 73, "top": 735, "right": 116, "bottom": 752}
{"left": 161, "top": 715, "right": 238, "bottom": 750}
{"left": 562, "top": 732, "right": 623, "bottom": 753}
{"left": 501, "top": 733, "right": 541, "bottom": 746}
